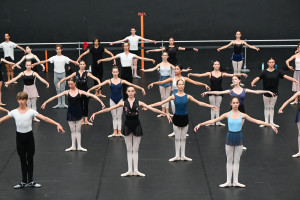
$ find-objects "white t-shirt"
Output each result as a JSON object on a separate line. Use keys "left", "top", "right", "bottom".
{"left": 0, "top": 41, "right": 17, "bottom": 60}
{"left": 8, "top": 109, "right": 38, "bottom": 133}
{"left": 48, "top": 55, "right": 71, "bottom": 73}
{"left": 117, "top": 52, "right": 136, "bottom": 67}
{"left": 126, "top": 35, "right": 141, "bottom": 51}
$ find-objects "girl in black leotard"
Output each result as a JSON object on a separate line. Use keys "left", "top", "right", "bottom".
{"left": 42, "top": 77, "right": 105, "bottom": 152}
{"left": 217, "top": 31, "right": 260, "bottom": 74}
{"left": 90, "top": 86, "right": 171, "bottom": 177}
{"left": 188, "top": 61, "right": 247, "bottom": 126}
{"left": 57, "top": 60, "right": 100, "bottom": 125}
{"left": 16, "top": 46, "right": 46, "bottom": 72}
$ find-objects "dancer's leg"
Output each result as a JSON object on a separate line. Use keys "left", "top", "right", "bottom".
{"left": 132, "top": 135, "right": 144, "bottom": 176}
{"left": 237, "top": 61, "right": 243, "bottom": 74}
{"left": 269, "top": 96, "right": 278, "bottom": 126}
{"left": 232, "top": 61, "right": 238, "bottom": 74}
{"left": 109, "top": 99, "right": 118, "bottom": 137}
{"left": 74, "top": 120, "right": 85, "bottom": 151}
{"left": 66, "top": 121, "right": 76, "bottom": 151}
{"left": 180, "top": 125, "right": 191, "bottom": 161}
{"left": 262, "top": 96, "right": 271, "bottom": 125}
{"left": 232, "top": 145, "right": 245, "bottom": 187}
{"left": 169, "top": 125, "right": 181, "bottom": 161}
{"left": 219, "top": 145, "right": 234, "bottom": 187}
{"left": 293, "top": 122, "right": 300, "bottom": 157}
{"left": 122, "top": 134, "right": 134, "bottom": 176}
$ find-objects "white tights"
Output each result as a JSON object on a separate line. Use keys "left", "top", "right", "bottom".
{"left": 110, "top": 99, "right": 123, "bottom": 130}
{"left": 159, "top": 86, "right": 171, "bottom": 108}
{"left": 124, "top": 134, "right": 141, "bottom": 173}
{"left": 209, "top": 95, "right": 222, "bottom": 120}
{"left": 68, "top": 120, "right": 83, "bottom": 149}
{"left": 27, "top": 98, "right": 37, "bottom": 111}
{"left": 132, "top": 59, "right": 138, "bottom": 76}
{"left": 232, "top": 61, "right": 243, "bottom": 74}
{"left": 263, "top": 96, "right": 277, "bottom": 124}
{"left": 225, "top": 145, "right": 243, "bottom": 184}
{"left": 173, "top": 125, "right": 189, "bottom": 159}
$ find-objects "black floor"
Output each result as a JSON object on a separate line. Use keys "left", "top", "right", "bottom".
{"left": 1, "top": 63, "right": 300, "bottom": 200}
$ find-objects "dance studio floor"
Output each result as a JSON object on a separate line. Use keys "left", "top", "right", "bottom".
{"left": 0, "top": 53, "right": 300, "bottom": 200}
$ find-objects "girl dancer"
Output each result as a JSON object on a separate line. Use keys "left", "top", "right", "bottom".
{"left": 15, "top": 46, "right": 46, "bottom": 72}
{"left": 98, "top": 42, "right": 155, "bottom": 99}
{"left": 90, "top": 86, "right": 171, "bottom": 177}
{"left": 202, "top": 75, "right": 274, "bottom": 125}
{"left": 286, "top": 43, "right": 300, "bottom": 104}
{"left": 88, "top": 66, "right": 146, "bottom": 137}
{"left": 5, "top": 60, "right": 49, "bottom": 122}
{"left": 41, "top": 77, "right": 105, "bottom": 152}
{"left": 279, "top": 91, "right": 300, "bottom": 157}
{"left": 251, "top": 57, "right": 298, "bottom": 127}
{"left": 0, "top": 92, "right": 64, "bottom": 189}
{"left": 0, "top": 33, "right": 25, "bottom": 81}
{"left": 149, "top": 79, "right": 218, "bottom": 162}
{"left": 57, "top": 60, "right": 100, "bottom": 125}
{"left": 110, "top": 27, "right": 156, "bottom": 78}
{"left": 188, "top": 61, "right": 247, "bottom": 126}
{"left": 141, "top": 52, "right": 191, "bottom": 116}
{"left": 217, "top": 31, "right": 260, "bottom": 74}
{"left": 148, "top": 65, "right": 210, "bottom": 137}
{"left": 194, "top": 97, "right": 277, "bottom": 188}
{"left": 77, "top": 37, "right": 115, "bottom": 97}
{"left": 0, "top": 58, "right": 19, "bottom": 106}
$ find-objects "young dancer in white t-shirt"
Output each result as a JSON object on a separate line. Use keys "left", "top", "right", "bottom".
{"left": 110, "top": 27, "right": 156, "bottom": 78}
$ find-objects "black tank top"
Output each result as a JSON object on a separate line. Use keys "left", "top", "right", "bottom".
{"left": 67, "top": 90, "right": 82, "bottom": 121}
{"left": 23, "top": 72, "right": 35, "bottom": 86}
{"left": 210, "top": 72, "right": 223, "bottom": 91}
{"left": 76, "top": 71, "right": 88, "bottom": 91}
{"left": 233, "top": 43, "right": 243, "bottom": 54}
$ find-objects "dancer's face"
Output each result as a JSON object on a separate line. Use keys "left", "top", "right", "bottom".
{"left": 232, "top": 76, "right": 240, "bottom": 86}
{"left": 267, "top": 59, "right": 275, "bottom": 68}
{"left": 93, "top": 39, "right": 99, "bottom": 46}
{"left": 68, "top": 81, "right": 76, "bottom": 89}
{"left": 169, "top": 38, "right": 174, "bottom": 45}
{"left": 25, "top": 46, "right": 32, "bottom": 54}
{"left": 56, "top": 47, "right": 62, "bottom": 54}
{"left": 131, "top": 28, "right": 136, "bottom": 35}
{"left": 25, "top": 61, "right": 32, "bottom": 70}
{"left": 162, "top": 52, "right": 169, "bottom": 61}
{"left": 213, "top": 61, "right": 220, "bottom": 70}
{"left": 17, "top": 98, "right": 27, "bottom": 107}
{"left": 112, "top": 68, "right": 119, "bottom": 77}
{"left": 123, "top": 43, "right": 130, "bottom": 51}
{"left": 230, "top": 98, "right": 240, "bottom": 109}
{"left": 79, "top": 61, "right": 86, "bottom": 70}
{"left": 174, "top": 66, "right": 181, "bottom": 75}
{"left": 177, "top": 80, "right": 185, "bottom": 91}
{"left": 4, "top": 33, "right": 10, "bottom": 41}
{"left": 235, "top": 31, "right": 241, "bottom": 39}
{"left": 126, "top": 87, "right": 136, "bottom": 98}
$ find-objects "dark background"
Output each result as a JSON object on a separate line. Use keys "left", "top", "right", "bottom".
{"left": 0, "top": 0, "right": 300, "bottom": 70}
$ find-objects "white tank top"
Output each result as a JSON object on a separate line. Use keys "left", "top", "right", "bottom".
{"left": 160, "top": 65, "right": 171, "bottom": 76}
{"left": 295, "top": 58, "right": 300, "bottom": 70}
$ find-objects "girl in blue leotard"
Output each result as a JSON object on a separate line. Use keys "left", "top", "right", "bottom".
{"left": 89, "top": 66, "right": 146, "bottom": 137}
{"left": 194, "top": 97, "right": 277, "bottom": 188}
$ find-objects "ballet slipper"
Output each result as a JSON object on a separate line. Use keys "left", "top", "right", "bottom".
{"left": 181, "top": 156, "right": 192, "bottom": 161}
{"left": 205, "top": 123, "right": 215, "bottom": 126}
{"left": 169, "top": 156, "right": 180, "bottom": 162}
{"left": 243, "top": 146, "right": 247, "bottom": 150}
{"left": 233, "top": 182, "right": 246, "bottom": 188}
{"left": 292, "top": 152, "right": 300, "bottom": 158}
{"left": 117, "top": 133, "right": 125, "bottom": 137}
{"left": 77, "top": 147, "right": 87, "bottom": 152}
{"left": 219, "top": 182, "right": 232, "bottom": 188}
{"left": 216, "top": 122, "right": 226, "bottom": 126}
{"left": 271, "top": 123, "right": 280, "bottom": 128}
{"left": 97, "top": 94, "right": 106, "bottom": 98}
{"left": 133, "top": 171, "right": 145, "bottom": 177}
{"left": 259, "top": 125, "right": 265, "bottom": 128}
{"left": 186, "top": 133, "right": 189, "bottom": 137}
{"left": 108, "top": 133, "right": 118, "bottom": 138}
{"left": 121, "top": 171, "right": 133, "bottom": 177}
{"left": 65, "top": 147, "right": 76, "bottom": 152}
{"left": 85, "top": 121, "right": 93, "bottom": 126}
{"left": 290, "top": 101, "right": 298, "bottom": 105}
{"left": 168, "top": 132, "right": 175, "bottom": 137}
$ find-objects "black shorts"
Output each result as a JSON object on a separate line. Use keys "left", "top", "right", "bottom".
{"left": 129, "top": 50, "right": 140, "bottom": 57}
{"left": 4, "top": 57, "right": 14, "bottom": 62}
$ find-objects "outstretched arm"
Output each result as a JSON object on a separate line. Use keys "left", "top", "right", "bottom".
{"left": 16, "top": 45, "right": 26, "bottom": 53}
{"left": 41, "top": 91, "right": 68, "bottom": 109}
{"left": 283, "top": 75, "right": 298, "bottom": 84}
{"left": 36, "top": 114, "right": 65, "bottom": 133}
{"left": 88, "top": 80, "right": 110, "bottom": 93}
{"left": 80, "top": 90, "right": 105, "bottom": 109}
{"left": 188, "top": 72, "right": 210, "bottom": 78}
{"left": 0, "top": 115, "right": 11, "bottom": 123}
{"left": 148, "top": 95, "right": 174, "bottom": 107}
{"left": 243, "top": 113, "right": 277, "bottom": 133}
{"left": 122, "top": 80, "right": 146, "bottom": 95}
{"left": 194, "top": 113, "right": 228, "bottom": 131}
{"left": 146, "top": 48, "right": 165, "bottom": 53}
{"left": 110, "top": 38, "right": 128, "bottom": 45}
{"left": 251, "top": 77, "right": 260, "bottom": 87}
{"left": 222, "top": 72, "right": 248, "bottom": 78}
{"left": 134, "top": 55, "right": 155, "bottom": 64}
{"left": 140, "top": 64, "right": 160, "bottom": 72}
{"left": 87, "top": 72, "right": 101, "bottom": 85}
{"left": 33, "top": 55, "right": 46, "bottom": 71}
{"left": 202, "top": 90, "right": 231, "bottom": 97}
{"left": 286, "top": 55, "right": 296, "bottom": 71}
{"left": 140, "top": 37, "right": 156, "bottom": 44}
{"left": 5, "top": 72, "right": 24, "bottom": 86}
{"left": 184, "top": 77, "right": 210, "bottom": 90}
{"left": 0, "top": 107, "right": 9, "bottom": 113}
{"left": 57, "top": 72, "right": 76, "bottom": 89}
{"left": 90, "top": 101, "right": 124, "bottom": 122}
{"left": 77, "top": 49, "right": 90, "bottom": 62}
{"left": 32, "top": 60, "right": 50, "bottom": 67}
{"left": 178, "top": 47, "right": 198, "bottom": 52}
{"left": 148, "top": 77, "right": 173, "bottom": 89}
{"left": 98, "top": 55, "right": 119, "bottom": 64}
{"left": 245, "top": 89, "right": 274, "bottom": 96}
{"left": 188, "top": 95, "right": 219, "bottom": 111}
{"left": 279, "top": 91, "right": 300, "bottom": 113}
{"left": 34, "top": 72, "right": 49, "bottom": 88}
{"left": 217, "top": 41, "right": 233, "bottom": 52}
{"left": 104, "top": 49, "right": 116, "bottom": 65}
{"left": 16, "top": 56, "right": 26, "bottom": 66}
{"left": 69, "top": 59, "right": 79, "bottom": 66}
{"left": 139, "top": 101, "right": 172, "bottom": 123}
{"left": 243, "top": 42, "right": 260, "bottom": 51}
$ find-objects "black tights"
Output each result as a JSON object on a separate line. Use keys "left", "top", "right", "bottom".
{"left": 16, "top": 131, "right": 35, "bottom": 183}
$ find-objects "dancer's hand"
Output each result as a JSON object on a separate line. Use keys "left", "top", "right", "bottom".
{"left": 201, "top": 92, "right": 207, "bottom": 97}
{"left": 251, "top": 81, "right": 256, "bottom": 87}
{"left": 57, "top": 83, "right": 61, "bottom": 89}
{"left": 217, "top": 48, "right": 221, "bottom": 52}
{"left": 110, "top": 42, "right": 114, "bottom": 46}
{"left": 256, "top": 48, "right": 260, "bottom": 51}
{"left": 287, "top": 66, "right": 294, "bottom": 71}
{"left": 153, "top": 40, "right": 157, "bottom": 44}
{"left": 90, "top": 113, "right": 96, "bottom": 122}
{"left": 4, "top": 82, "right": 9, "bottom": 87}
{"left": 57, "top": 124, "right": 65, "bottom": 133}
{"left": 148, "top": 83, "right": 154, "bottom": 89}
{"left": 185, "top": 67, "right": 192, "bottom": 72}
{"left": 41, "top": 103, "right": 47, "bottom": 109}
{"left": 205, "top": 85, "right": 211, "bottom": 91}
{"left": 194, "top": 124, "right": 201, "bottom": 132}
{"left": 166, "top": 114, "right": 172, "bottom": 123}
{"left": 212, "top": 106, "right": 220, "bottom": 111}
{"left": 141, "top": 89, "right": 146, "bottom": 96}
{"left": 193, "top": 48, "right": 198, "bottom": 52}
{"left": 294, "top": 80, "right": 299, "bottom": 85}
{"left": 187, "top": 73, "right": 192, "bottom": 77}
{"left": 13, "top": 64, "right": 21, "bottom": 69}
{"left": 151, "top": 59, "right": 155, "bottom": 64}
{"left": 46, "top": 83, "right": 50, "bottom": 88}
{"left": 242, "top": 73, "right": 248, "bottom": 78}
{"left": 101, "top": 103, "right": 105, "bottom": 109}
{"left": 42, "top": 66, "right": 45, "bottom": 71}
{"left": 146, "top": 50, "right": 150, "bottom": 54}
{"left": 97, "top": 59, "right": 102, "bottom": 64}
{"left": 269, "top": 92, "right": 275, "bottom": 97}
{"left": 113, "top": 59, "right": 116, "bottom": 65}
{"left": 75, "top": 61, "right": 80, "bottom": 66}
{"left": 271, "top": 125, "right": 278, "bottom": 134}
{"left": 142, "top": 107, "right": 148, "bottom": 111}
{"left": 278, "top": 108, "right": 283, "bottom": 114}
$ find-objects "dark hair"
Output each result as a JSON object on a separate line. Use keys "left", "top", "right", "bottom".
{"left": 123, "top": 42, "right": 130, "bottom": 47}
{"left": 131, "top": 27, "right": 136, "bottom": 30}
{"left": 232, "top": 75, "right": 242, "bottom": 85}
{"left": 25, "top": 60, "right": 32, "bottom": 64}
{"left": 176, "top": 79, "right": 185, "bottom": 85}
{"left": 213, "top": 60, "right": 220, "bottom": 65}
{"left": 93, "top": 37, "right": 100, "bottom": 44}
{"left": 175, "top": 65, "right": 183, "bottom": 70}
{"left": 112, "top": 65, "right": 119, "bottom": 71}
{"left": 16, "top": 92, "right": 28, "bottom": 100}
{"left": 162, "top": 51, "right": 169, "bottom": 56}
{"left": 79, "top": 60, "right": 86, "bottom": 64}
{"left": 68, "top": 77, "right": 76, "bottom": 83}
{"left": 230, "top": 96, "right": 240, "bottom": 103}
{"left": 4, "top": 33, "right": 10, "bottom": 36}
{"left": 236, "top": 30, "right": 241, "bottom": 34}
{"left": 169, "top": 37, "right": 174, "bottom": 40}
{"left": 126, "top": 86, "right": 135, "bottom": 91}
{"left": 56, "top": 44, "right": 63, "bottom": 49}
{"left": 267, "top": 57, "right": 275, "bottom": 62}
{"left": 26, "top": 45, "right": 32, "bottom": 49}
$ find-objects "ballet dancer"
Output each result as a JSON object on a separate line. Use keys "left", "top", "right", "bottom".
{"left": 88, "top": 66, "right": 146, "bottom": 137}
{"left": 149, "top": 79, "right": 219, "bottom": 161}
{"left": 0, "top": 92, "right": 64, "bottom": 189}
{"left": 188, "top": 60, "right": 247, "bottom": 126}
{"left": 251, "top": 57, "right": 298, "bottom": 127}
{"left": 0, "top": 33, "right": 25, "bottom": 81}
{"left": 217, "top": 31, "right": 260, "bottom": 74}
{"left": 90, "top": 86, "right": 171, "bottom": 177}
{"left": 41, "top": 77, "right": 105, "bottom": 152}
{"left": 110, "top": 27, "right": 156, "bottom": 78}
{"left": 141, "top": 52, "right": 192, "bottom": 116}
{"left": 77, "top": 37, "right": 115, "bottom": 97}
{"left": 57, "top": 60, "right": 100, "bottom": 125}
{"left": 286, "top": 43, "right": 300, "bottom": 104}
{"left": 148, "top": 65, "right": 210, "bottom": 137}
{"left": 279, "top": 91, "right": 300, "bottom": 157}
{"left": 98, "top": 42, "right": 155, "bottom": 99}
{"left": 194, "top": 97, "right": 277, "bottom": 188}
{"left": 5, "top": 60, "right": 49, "bottom": 122}
{"left": 0, "top": 58, "right": 19, "bottom": 106}
{"left": 32, "top": 44, "right": 79, "bottom": 108}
